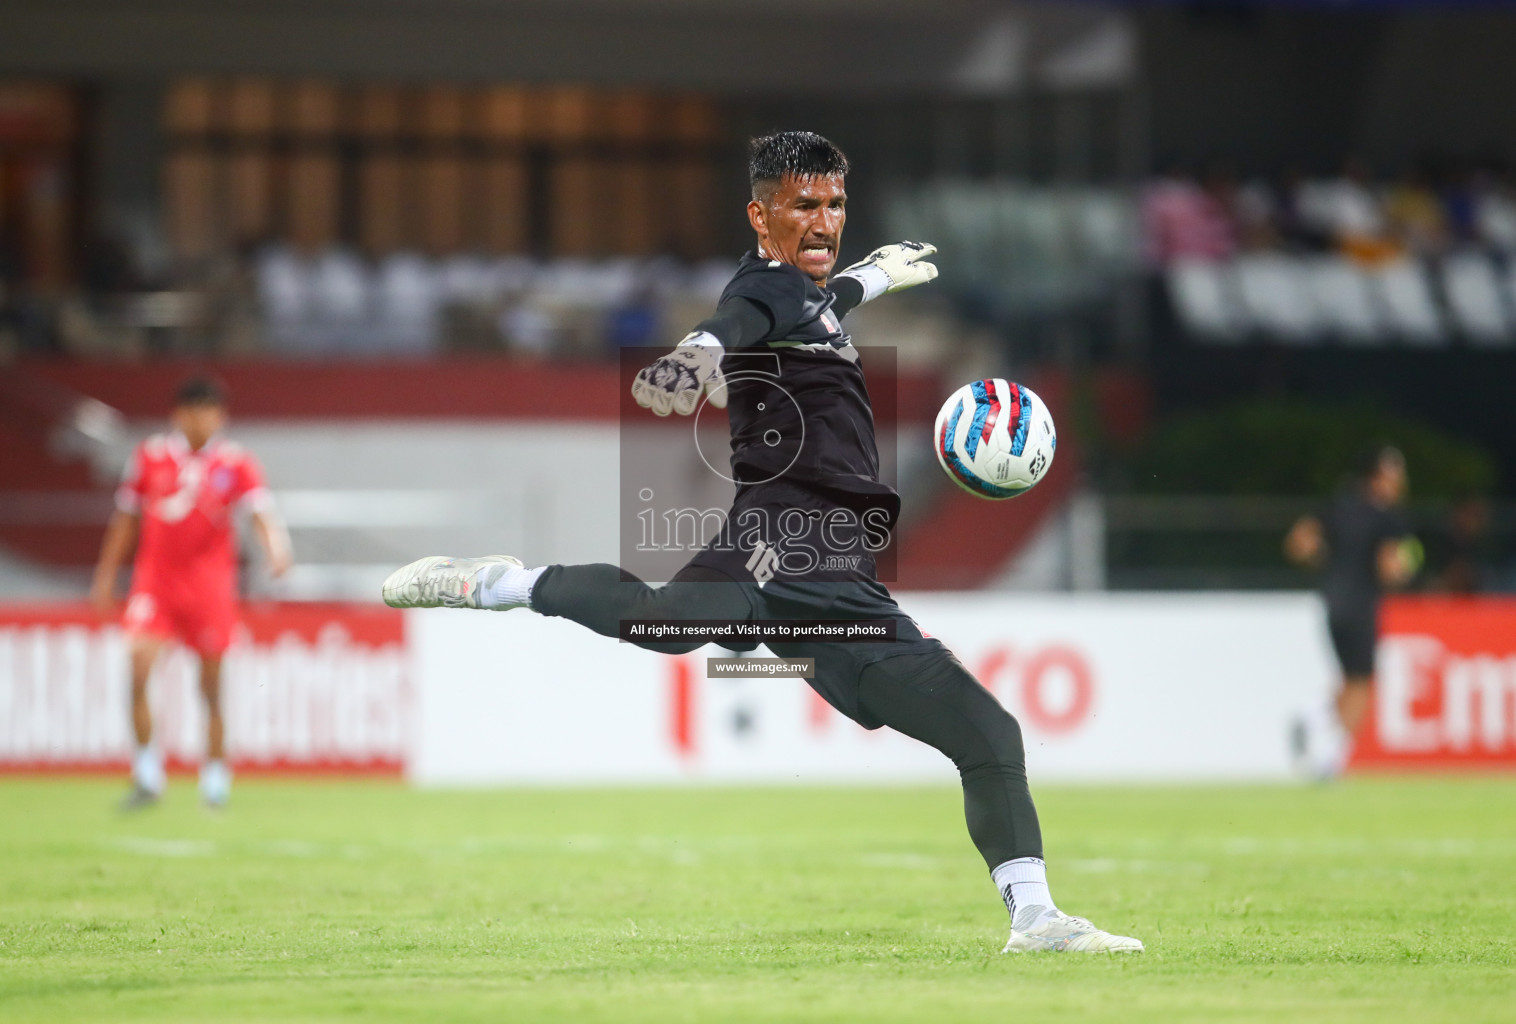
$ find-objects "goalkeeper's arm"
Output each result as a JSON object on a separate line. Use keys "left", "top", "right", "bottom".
{"left": 631, "top": 242, "right": 937, "bottom": 416}
{"left": 832, "top": 241, "right": 938, "bottom": 312}
{"left": 630, "top": 297, "right": 771, "bottom": 417}
{"left": 689, "top": 295, "right": 773, "bottom": 350}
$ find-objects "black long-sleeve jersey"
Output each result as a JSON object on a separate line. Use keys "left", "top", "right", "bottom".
{"left": 694, "top": 252, "right": 892, "bottom": 505}
{"left": 1320, "top": 492, "right": 1410, "bottom": 615}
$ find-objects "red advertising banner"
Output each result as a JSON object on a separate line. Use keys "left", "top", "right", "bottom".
{"left": 0, "top": 603, "right": 407, "bottom": 774}
{"left": 1351, "top": 597, "right": 1516, "bottom": 771}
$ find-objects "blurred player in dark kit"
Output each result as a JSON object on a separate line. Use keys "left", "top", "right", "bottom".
{"left": 92, "top": 377, "right": 292, "bottom": 808}
{"left": 384, "top": 132, "right": 1142, "bottom": 953}
{"left": 1285, "top": 446, "right": 1418, "bottom": 777}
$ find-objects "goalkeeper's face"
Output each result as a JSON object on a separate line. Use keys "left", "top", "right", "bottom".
{"left": 748, "top": 173, "right": 847, "bottom": 283}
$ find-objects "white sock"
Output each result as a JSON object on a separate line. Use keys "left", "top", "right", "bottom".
{"left": 1304, "top": 701, "right": 1350, "bottom": 779}
{"left": 132, "top": 745, "right": 165, "bottom": 795}
{"left": 476, "top": 563, "right": 546, "bottom": 610}
{"left": 1319, "top": 713, "right": 1352, "bottom": 778}
{"left": 992, "top": 857, "right": 1058, "bottom": 927}
{"left": 200, "top": 759, "right": 232, "bottom": 804}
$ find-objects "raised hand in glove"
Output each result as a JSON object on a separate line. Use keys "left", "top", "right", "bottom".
{"left": 630, "top": 333, "right": 728, "bottom": 417}
{"left": 833, "top": 241, "right": 939, "bottom": 303}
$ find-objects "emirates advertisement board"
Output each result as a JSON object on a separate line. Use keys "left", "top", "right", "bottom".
{"left": 1351, "top": 598, "right": 1516, "bottom": 771}
{"left": 2, "top": 596, "right": 1512, "bottom": 781}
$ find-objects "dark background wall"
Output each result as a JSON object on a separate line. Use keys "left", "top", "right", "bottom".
{"left": 1137, "top": 5, "right": 1516, "bottom": 171}
{"left": 11, "top": 2, "right": 1516, "bottom": 175}
{"left": 0, "top": 0, "right": 1111, "bottom": 92}
{"left": 1, "top": 0, "right": 1131, "bottom": 245}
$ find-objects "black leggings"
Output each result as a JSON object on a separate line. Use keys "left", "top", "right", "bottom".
{"left": 532, "top": 562, "right": 1044, "bottom": 868}
{"left": 854, "top": 651, "right": 1042, "bottom": 867}
{"left": 531, "top": 562, "right": 754, "bottom": 653}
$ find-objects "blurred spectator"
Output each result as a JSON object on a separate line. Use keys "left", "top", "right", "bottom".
{"left": 1141, "top": 163, "right": 1237, "bottom": 266}
{"left": 26, "top": 146, "right": 1516, "bottom": 360}
{"left": 257, "top": 244, "right": 311, "bottom": 353}
{"left": 1439, "top": 161, "right": 1482, "bottom": 248}
{"left": 1297, "top": 157, "right": 1401, "bottom": 265}
{"left": 1233, "top": 176, "right": 1281, "bottom": 251}
{"left": 1235, "top": 165, "right": 1332, "bottom": 253}
{"left": 309, "top": 248, "right": 371, "bottom": 348}
{"left": 1474, "top": 167, "right": 1516, "bottom": 254}
{"left": 1434, "top": 499, "right": 1493, "bottom": 594}
{"left": 373, "top": 253, "right": 441, "bottom": 356}
{"left": 606, "top": 285, "right": 662, "bottom": 351}
{"left": 1384, "top": 164, "right": 1450, "bottom": 257}
{"left": 499, "top": 303, "right": 556, "bottom": 358}
{"left": 1144, "top": 153, "right": 1516, "bottom": 269}
{"left": 241, "top": 247, "right": 740, "bottom": 359}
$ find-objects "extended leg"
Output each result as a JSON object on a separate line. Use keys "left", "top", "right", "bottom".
{"left": 855, "top": 650, "right": 1041, "bottom": 868}
{"left": 199, "top": 655, "right": 225, "bottom": 761}
{"left": 198, "top": 655, "right": 232, "bottom": 807}
{"left": 1315, "top": 610, "right": 1378, "bottom": 778}
{"left": 383, "top": 554, "right": 756, "bottom": 655}
{"left": 130, "top": 637, "right": 159, "bottom": 748}
{"left": 855, "top": 648, "right": 1141, "bottom": 953}
{"left": 125, "top": 636, "right": 165, "bottom": 806}
{"left": 531, "top": 563, "right": 756, "bottom": 654}
{"left": 1337, "top": 675, "right": 1372, "bottom": 739}
{"left": 1300, "top": 674, "right": 1371, "bottom": 781}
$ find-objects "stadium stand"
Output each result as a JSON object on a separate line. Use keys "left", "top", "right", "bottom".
{"left": 1441, "top": 252, "right": 1513, "bottom": 344}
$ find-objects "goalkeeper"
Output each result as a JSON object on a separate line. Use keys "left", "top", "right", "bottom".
{"left": 383, "top": 131, "right": 1141, "bottom": 954}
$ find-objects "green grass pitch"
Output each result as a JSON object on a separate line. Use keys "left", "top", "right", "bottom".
{"left": 2, "top": 777, "right": 1513, "bottom": 1023}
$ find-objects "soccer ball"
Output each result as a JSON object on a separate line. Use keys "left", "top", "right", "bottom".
{"left": 933, "top": 379, "right": 1056, "bottom": 499}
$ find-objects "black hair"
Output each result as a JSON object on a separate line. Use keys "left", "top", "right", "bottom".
{"left": 749, "top": 132, "right": 849, "bottom": 201}
{"left": 1358, "top": 444, "right": 1404, "bottom": 482}
{"left": 175, "top": 375, "right": 226, "bottom": 408}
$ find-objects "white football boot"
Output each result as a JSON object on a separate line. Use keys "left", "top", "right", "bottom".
{"left": 381, "top": 555, "right": 522, "bottom": 609}
{"left": 1003, "top": 906, "right": 1145, "bottom": 954}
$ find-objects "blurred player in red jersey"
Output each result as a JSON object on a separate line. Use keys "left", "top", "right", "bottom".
{"left": 90, "top": 377, "right": 292, "bottom": 808}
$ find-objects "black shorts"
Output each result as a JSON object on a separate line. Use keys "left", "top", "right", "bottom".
{"left": 684, "top": 478, "right": 895, "bottom": 585}
{"left": 679, "top": 479, "right": 943, "bottom": 725}
{"left": 1327, "top": 609, "right": 1378, "bottom": 678}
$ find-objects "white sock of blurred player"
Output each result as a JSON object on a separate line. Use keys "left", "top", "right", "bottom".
{"left": 993, "top": 857, "right": 1057, "bottom": 926}
{"left": 1294, "top": 701, "right": 1350, "bottom": 780}
{"left": 478, "top": 563, "right": 546, "bottom": 610}
{"left": 200, "top": 759, "right": 232, "bottom": 807}
{"left": 132, "top": 745, "right": 165, "bottom": 796}
{"left": 1319, "top": 711, "right": 1353, "bottom": 778}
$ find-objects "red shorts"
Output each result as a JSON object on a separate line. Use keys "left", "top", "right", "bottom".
{"left": 123, "top": 590, "right": 238, "bottom": 656}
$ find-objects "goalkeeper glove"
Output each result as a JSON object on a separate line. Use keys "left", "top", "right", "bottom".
{"left": 834, "top": 241, "right": 939, "bottom": 303}
{"left": 630, "top": 333, "right": 728, "bottom": 417}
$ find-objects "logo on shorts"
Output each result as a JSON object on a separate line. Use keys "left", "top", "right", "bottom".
{"left": 745, "top": 541, "right": 780, "bottom": 584}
